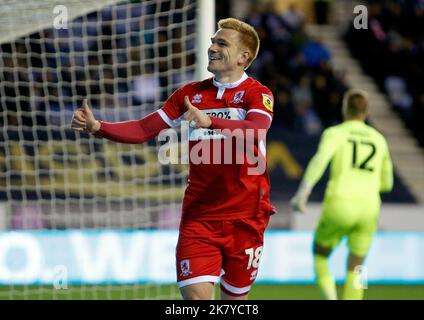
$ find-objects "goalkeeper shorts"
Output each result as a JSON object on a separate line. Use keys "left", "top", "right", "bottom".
{"left": 176, "top": 213, "right": 270, "bottom": 296}
{"left": 314, "top": 196, "right": 380, "bottom": 257}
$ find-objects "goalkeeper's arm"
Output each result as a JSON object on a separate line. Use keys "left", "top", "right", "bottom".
{"left": 380, "top": 146, "right": 394, "bottom": 193}
{"left": 290, "top": 128, "right": 338, "bottom": 213}
{"left": 71, "top": 99, "right": 170, "bottom": 144}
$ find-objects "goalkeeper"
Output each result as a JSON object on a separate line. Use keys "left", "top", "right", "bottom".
{"left": 290, "top": 89, "right": 393, "bottom": 300}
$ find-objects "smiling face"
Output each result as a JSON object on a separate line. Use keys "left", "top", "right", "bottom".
{"left": 207, "top": 28, "right": 250, "bottom": 78}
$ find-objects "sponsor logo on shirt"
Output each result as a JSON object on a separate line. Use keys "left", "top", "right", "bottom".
{"left": 180, "top": 259, "right": 192, "bottom": 277}
{"left": 192, "top": 94, "right": 202, "bottom": 103}
{"left": 231, "top": 90, "right": 245, "bottom": 104}
{"left": 157, "top": 108, "right": 268, "bottom": 174}
{"left": 188, "top": 108, "right": 246, "bottom": 141}
{"left": 262, "top": 93, "right": 273, "bottom": 112}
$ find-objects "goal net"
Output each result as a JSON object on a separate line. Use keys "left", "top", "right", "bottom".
{"left": 0, "top": 0, "right": 213, "bottom": 300}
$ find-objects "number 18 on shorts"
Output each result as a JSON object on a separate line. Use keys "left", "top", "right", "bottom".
{"left": 176, "top": 217, "right": 267, "bottom": 296}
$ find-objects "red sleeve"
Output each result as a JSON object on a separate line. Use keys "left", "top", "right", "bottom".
{"left": 245, "top": 85, "right": 274, "bottom": 118}
{"left": 160, "top": 85, "right": 186, "bottom": 123}
{"left": 209, "top": 112, "right": 271, "bottom": 139}
{"left": 95, "top": 111, "right": 170, "bottom": 144}
{"left": 209, "top": 83, "right": 274, "bottom": 136}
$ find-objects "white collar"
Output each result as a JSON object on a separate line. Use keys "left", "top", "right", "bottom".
{"left": 213, "top": 72, "right": 248, "bottom": 89}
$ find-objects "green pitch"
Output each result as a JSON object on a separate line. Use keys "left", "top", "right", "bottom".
{"left": 1, "top": 284, "right": 423, "bottom": 300}
{"left": 250, "top": 284, "right": 424, "bottom": 300}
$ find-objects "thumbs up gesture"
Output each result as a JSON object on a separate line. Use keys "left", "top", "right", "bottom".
{"left": 71, "top": 99, "right": 100, "bottom": 133}
{"left": 183, "top": 96, "right": 212, "bottom": 128}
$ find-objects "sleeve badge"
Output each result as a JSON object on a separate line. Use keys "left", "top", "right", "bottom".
{"left": 262, "top": 93, "right": 273, "bottom": 112}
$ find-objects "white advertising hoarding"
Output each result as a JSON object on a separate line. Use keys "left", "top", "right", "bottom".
{"left": 0, "top": 230, "right": 423, "bottom": 285}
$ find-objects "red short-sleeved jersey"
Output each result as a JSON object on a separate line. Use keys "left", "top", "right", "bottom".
{"left": 158, "top": 73, "right": 275, "bottom": 220}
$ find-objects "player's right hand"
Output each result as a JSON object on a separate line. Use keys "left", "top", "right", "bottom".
{"left": 183, "top": 96, "right": 212, "bottom": 128}
{"left": 71, "top": 99, "right": 100, "bottom": 133}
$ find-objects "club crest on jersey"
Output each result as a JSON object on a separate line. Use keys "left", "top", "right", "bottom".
{"left": 180, "top": 259, "right": 192, "bottom": 277}
{"left": 192, "top": 94, "right": 202, "bottom": 103}
{"left": 262, "top": 93, "right": 273, "bottom": 111}
{"left": 231, "top": 90, "right": 245, "bottom": 104}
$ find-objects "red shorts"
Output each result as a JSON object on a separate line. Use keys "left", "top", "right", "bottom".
{"left": 176, "top": 214, "right": 270, "bottom": 296}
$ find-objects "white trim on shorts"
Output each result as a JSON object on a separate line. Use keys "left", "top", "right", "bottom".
{"left": 220, "top": 278, "right": 251, "bottom": 295}
{"left": 177, "top": 275, "right": 220, "bottom": 288}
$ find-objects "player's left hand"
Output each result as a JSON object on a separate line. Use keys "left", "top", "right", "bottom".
{"left": 290, "top": 193, "right": 307, "bottom": 213}
{"left": 184, "top": 96, "right": 212, "bottom": 128}
{"left": 289, "top": 182, "right": 312, "bottom": 214}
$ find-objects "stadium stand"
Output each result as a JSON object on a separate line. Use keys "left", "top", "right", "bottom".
{"left": 344, "top": 0, "right": 424, "bottom": 148}
{"left": 1, "top": 0, "right": 421, "bottom": 229}
{"left": 245, "top": 2, "right": 347, "bottom": 133}
{"left": 236, "top": 1, "right": 419, "bottom": 210}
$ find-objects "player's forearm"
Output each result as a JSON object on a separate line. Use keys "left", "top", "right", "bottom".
{"left": 380, "top": 156, "right": 394, "bottom": 192}
{"left": 380, "top": 169, "right": 394, "bottom": 192}
{"left": 302, "top": 154, "right": 329, "bottom": 187}
{"left": 209, "top": 112, "right": 271, "bottom": 138}
{"left": 96, "top": 112, "right": 169, "bottom": 144}
{"left": 302, "top": 131, "right": 336, "bottom": 187}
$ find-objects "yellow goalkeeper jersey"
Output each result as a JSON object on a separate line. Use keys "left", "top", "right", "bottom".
{"left": 303, "top": 120, "right": 393, "bottom": 200}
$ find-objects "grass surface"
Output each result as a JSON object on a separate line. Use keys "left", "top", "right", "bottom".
{"left": 1, "top": 284, "right": 423, "bottom": 300}
{"left": 250, "top": 284, "right": 424, "bottom": 300}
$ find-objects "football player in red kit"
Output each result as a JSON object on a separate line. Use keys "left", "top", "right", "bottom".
{"left": 71, "top": 18, "right": 275, "bottom": 300}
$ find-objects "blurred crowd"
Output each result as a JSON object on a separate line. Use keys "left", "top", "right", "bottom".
{"left": 0, "top": 0, "right": 196, "bottom": 127}
{"left": 246, "top": 3, "right": 347, "bottom": 134}
{"left": 345, "top": 0, "right": 424, "bottom": 147}
{"left": 0, "top": 0, "right": 349, "bottom": 135}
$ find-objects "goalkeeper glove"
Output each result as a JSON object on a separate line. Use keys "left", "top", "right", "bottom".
{"left": 290, "top": 181, "right": 313, "bottom": 213}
